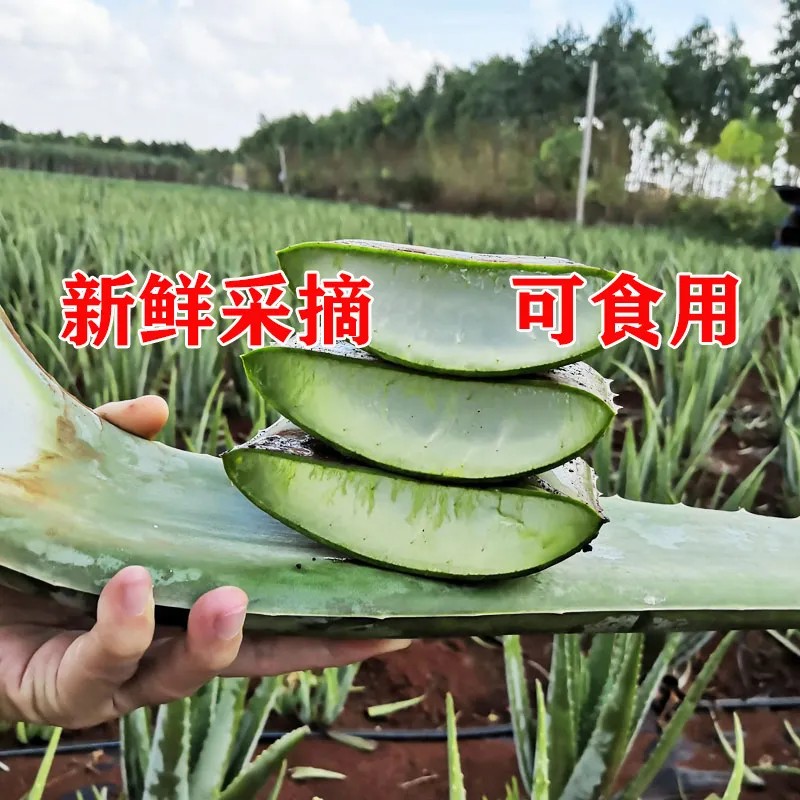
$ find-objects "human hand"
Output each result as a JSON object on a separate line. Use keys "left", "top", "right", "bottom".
{"left": 0, "top": 395, "right": 411, "bottom": 729}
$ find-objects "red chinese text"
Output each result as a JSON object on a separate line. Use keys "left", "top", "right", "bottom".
{"left": 59, "top": 270, "right": 137, "bottom": 349}
{"left": 510, "top": 273, "right": 587, "bottom": 345}
{"left": 217, "top": 272, "right": 295, "bottom": 348}
{"left": 589, "top": 270, "right": 667, "bottom": 349}
{"left": 295, "top": 270, "right": 374, "bottom": 347}
{"left": 137, "top": 270, "right": 216, "bottom": 347}
{"left": 668, "top": 272, "right": 740, "bottom": 348}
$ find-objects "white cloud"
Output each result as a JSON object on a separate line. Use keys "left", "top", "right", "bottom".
{"left": 0, "top": 0, "right": 447, "bottom": 149}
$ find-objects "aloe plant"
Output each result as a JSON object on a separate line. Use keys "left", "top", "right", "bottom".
{"left": 119, "top": 676, "right": 308, "bottom": 800}
{"left": 0, "top": 720, "right": 57, "bottom": 744}
{"left": 445, "top": 660, "right": 748, "bottom": 800}
{"left": 271, "top": 663, "right": 361, "bottom": 728}
{"left": 502, "top": 631, "right": 738, "bottom": 800}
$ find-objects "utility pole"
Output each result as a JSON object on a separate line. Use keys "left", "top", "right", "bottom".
{"left": 576, "top": 59, "right": 598, "bottom": 226}
{"left": 277, "top": 144, "right": 289, "bottom": 194}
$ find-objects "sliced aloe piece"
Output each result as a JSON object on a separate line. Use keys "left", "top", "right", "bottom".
{"left": 2, "top": 304, "right": 800, "bottom": 637}
{"left": 221, "top": 418, "right": 606, "bottom": 580}
{"left": 240, "top": 339, "right": 618, "bottom": 481}
{"left": 276, "top": 240, "right": 618, "bottom": 375}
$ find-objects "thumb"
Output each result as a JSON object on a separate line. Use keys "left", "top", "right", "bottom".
{"left": 54, "top": 566, "right": 156, "bottom": 727}
{"left": 95, "top": 395, "right": 169, "bottom": 440}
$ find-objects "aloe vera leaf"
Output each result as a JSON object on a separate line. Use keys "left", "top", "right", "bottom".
{"left": 323, "top": 663, "right": 361, "bottom": 724}
{"left": 218, "top": 726, "right": 310, "bottom": 800}
{"left": 577, "top": 634, "right": 616, "bottom": 751}
{"left": 225, "top": 678, "right": 281, "bottom": 786}
{"left": 289, "top": 766, "right": 346, "bottom": 780}
{"left": 190, "top": 677, "right": 248, "bottom": 799}
{"left": 721, "top": 714, "right": 747, "bottom": 800}
{"left": 276, "top": 239, "right": 617, "bottom": 375}
{"left": 547, "top": 634, "right": 579, "bottom": 797}
{"left": 532, "top": 679, "right": 551, "bottom": 800}
{"left": 189, "top": 679, "right": 219, "bottom": 773}
{"left": 141, "top": 698, "right": 191, "bottom": 800}
{"left": 241, "top": 340, "right": 617, "bottom": 481}
{"left": 620, "top": 631, "right": 738, "bottom": 800}
{"left": 503, "top": 635, "right": 535, "bottom": 796}
{"left": 222, "top": 418, "right": 606, "bottom": 580}
{"left": 121, "top": 706, "right": 152, "bottom": 800}
{"left": 446, "top": 693, "right": 467, "bottom": 800}
{"left": 367, "top": 693, "right": 426, "bottom": 719}
{"left": 3, "top": 306, "right": 800, "bottom": 637}
{"left": 25, "top": 726, "right": 62, "bottom": 800}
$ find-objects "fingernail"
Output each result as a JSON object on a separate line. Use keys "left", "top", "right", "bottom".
{"left": 214, "top": 605, "right": 248, "bottom": 640}
{"left": 121, "top": 576, "right": 152, "bottom": 617}
{"left": 374, "top": 639, "right": 413, "bottom": 654}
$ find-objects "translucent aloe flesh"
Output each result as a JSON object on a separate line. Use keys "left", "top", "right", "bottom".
{"left": 2, "top": 307, "right": 800, "bottom": 637}
{"left": 241, "top": 339, "right": 618, "bottom": 480}
{"left": 276, "top": 240, "right": 618, "bottom": 375}
{"left": 221, "top": 418, "right": 607, "bottom": 580}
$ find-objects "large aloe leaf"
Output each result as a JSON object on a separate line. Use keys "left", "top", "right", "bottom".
{"left": 222, "top": 418, "right": 605, "bottom": 580}
{"left": 240, "top": 338, "right": 617, "bottom": 480}
{"left": 2, "top": 305, "right": 800, "bottom": 637}
{"left": 277, "top": 240, "right": 617, "bottom": 374}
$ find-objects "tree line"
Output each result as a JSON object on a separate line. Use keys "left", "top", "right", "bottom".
{"left": 238, "top": 0, "right": 800, "bottom": 241}
{"left": 1, "top": 0, "right": 798, "bottom": 244}
{"left": 0, "top": 123, "right": 237, "bottom": 186}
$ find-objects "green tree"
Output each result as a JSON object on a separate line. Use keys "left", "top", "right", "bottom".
{"left": 770, "top": 0, "right": 800, "bottom": 107}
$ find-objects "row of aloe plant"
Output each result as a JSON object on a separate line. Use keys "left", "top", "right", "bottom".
{"left": 7, "top": 636, "right": 748, "bottom": 800}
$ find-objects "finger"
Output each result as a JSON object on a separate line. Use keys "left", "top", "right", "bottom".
{"left": 95, "top": 395, "right": 169, "bottom": 440}
{"left": 114, "top": 586, "right": 248, "bottom": 712}
{"left": 54, "top": 566, "right": 156, "bottom": 727}
{"left": 218, "top": 637, "right": 413, "bottom": 677}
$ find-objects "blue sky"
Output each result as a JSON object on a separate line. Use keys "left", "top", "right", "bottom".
{"left": 343, "top": 0, "right": 780, "bottom": 65}
{"left": 0, "top": 0, "right": 785, "bottom": 148}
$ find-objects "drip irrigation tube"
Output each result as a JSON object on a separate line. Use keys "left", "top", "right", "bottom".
{"left": 1, "top": 695, "right": 799, "bottom": 761}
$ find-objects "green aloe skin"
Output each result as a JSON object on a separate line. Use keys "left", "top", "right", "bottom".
{"left": 2, "top": 302, "right": 800, "bottom": 638}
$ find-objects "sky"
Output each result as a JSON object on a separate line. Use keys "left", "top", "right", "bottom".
{"left": 0, "top": 0, "right": 787, "bottom": 150}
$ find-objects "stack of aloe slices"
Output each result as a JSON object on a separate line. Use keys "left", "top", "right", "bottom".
{"left": 221, "top": 240, "right": 621, "bottom": 582}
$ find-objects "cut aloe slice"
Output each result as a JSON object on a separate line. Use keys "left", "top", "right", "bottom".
{"left": 221, "top": 418, "right": 607, "bottom": 581}
{"left": 241, "top": 339, "right": 618, "bottom": 480}
{"left": 3, "top": 303, "right": 800, "bottom": 637}
{"left": 276, "top": 240, "right": 618, "bottom": 375}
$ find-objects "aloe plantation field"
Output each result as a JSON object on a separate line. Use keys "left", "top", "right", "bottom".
{"left": 1, "top": 168, "right": 800, "bottom": 799}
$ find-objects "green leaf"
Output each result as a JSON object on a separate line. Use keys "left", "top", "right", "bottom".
{"left": 712, "top": 714, "right": 764, "bottom": 787}
{"left": 289, "top": 766, "right": 347, "bottom": 780}
{"left": 446, "top": 693, "right": 467, "bottom": 800}
{"left": 578, "top": 634, "right": 616, "bottom": 751}
{"left": 532, "top": 679, "right": 550, "bottom": 800}
{"left": 24, "top": 726, "right": 62, "bottom": 800}
{"left": 120, "top": 707, "right": 152, "bottom": 800}
{"left": 323, "top": 663, "right": 361, "bottom": 724}
{"left": 326, "top": 730, "right": 378, "bottom": 752}
{"left": 142, "top": 698, "right": 192, "bottom": 800}
{"left": 225, "top": 677, "right": 282, "bottom": 786}
{"left": 561, "top": 634, "right": 643, "bottom": 800}
{"left": 547, "top": 634, "right": 579, "bottom": 797}
{"left": 621, "top": 631, "right": 738, "bottom": 800}
{"left": 721, "top": 714, "right": 747, "bottom": 799}
{"left": 366, "top": 693, "right": 426, "bottom": 719}
{"left": 265, "top": 760, "right": 288, "bottom": 800}
{"left": 189, "top": 679, "right": 219, "bottom": 774}
{"left": 503, "top": 634, "right": 535, "bottom": 796}
{"left": 219, "top": 726, "right": 310, "bottom": 800}
{"left": 190, "top": 677, "right": 248, "bottom": 799}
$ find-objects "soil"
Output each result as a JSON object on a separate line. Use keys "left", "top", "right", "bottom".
{"left": 2, "top": 346, "right": 799, "bottom": 798}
